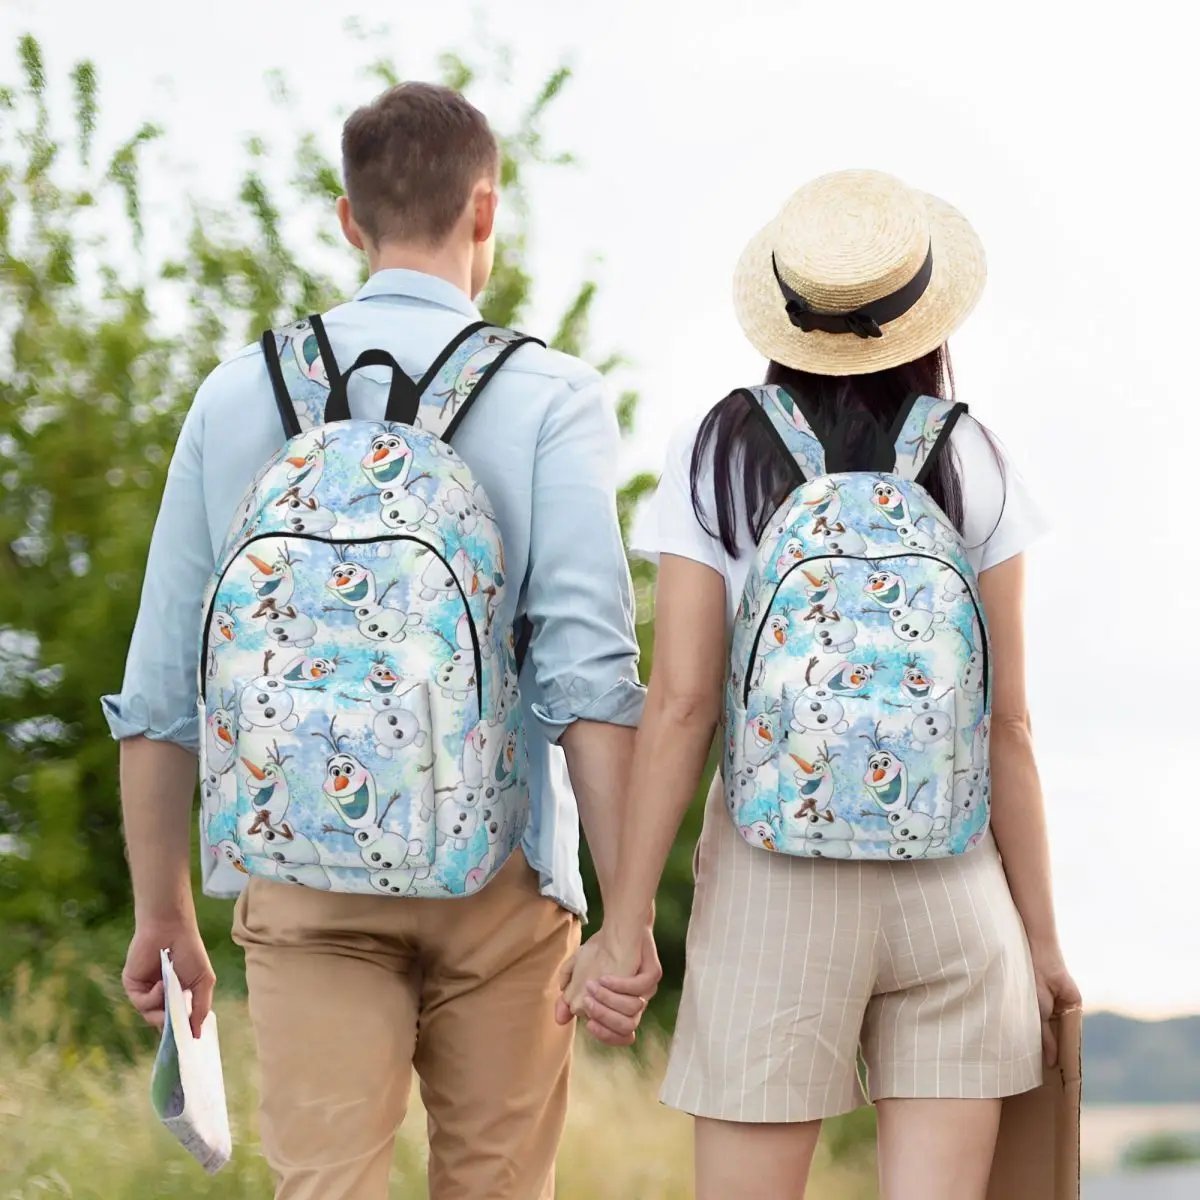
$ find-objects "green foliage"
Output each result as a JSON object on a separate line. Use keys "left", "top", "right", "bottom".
{"left": 1122, "top": 1131, "right": 1200, "bottom": 1170}
{"left": 0, "top": 31, "right": 675, "bottom": 1050}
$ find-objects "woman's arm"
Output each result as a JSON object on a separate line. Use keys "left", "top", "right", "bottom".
{"left": 979, "top": 553, "right": 1081, "bottom": 1061}
{"left": 560, "top": 552, "right": 728, "bottom": 1013}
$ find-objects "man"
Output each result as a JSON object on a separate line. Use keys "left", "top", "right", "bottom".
{"left": 105, "top": 82, "right": 659, "bottom": 1200}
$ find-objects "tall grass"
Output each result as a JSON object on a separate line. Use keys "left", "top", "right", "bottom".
{"left": 1, "top": 965, "right": 876, "bottom": 1198}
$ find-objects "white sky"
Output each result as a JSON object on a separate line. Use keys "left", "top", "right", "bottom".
{"left": 3, "top": 0, "right": 1196, "bottom": 1018}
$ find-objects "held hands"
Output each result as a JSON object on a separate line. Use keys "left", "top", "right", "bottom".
{"left": 555, "top": 925, "right": 661, "bottom": 1047}
{"left": 122, "top": 920, "right": 216, "bottom": 1041}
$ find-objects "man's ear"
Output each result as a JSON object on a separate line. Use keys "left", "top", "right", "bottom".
{"left": 472, "top": 179, "right": 498, "bottom": 245}
{"left": 337, "top": 196, "right": 366, "bottom": 251}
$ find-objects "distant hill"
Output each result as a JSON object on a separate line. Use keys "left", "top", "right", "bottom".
{"left": 1086, "top": 1012, "right": 1200, "bottom": 1104}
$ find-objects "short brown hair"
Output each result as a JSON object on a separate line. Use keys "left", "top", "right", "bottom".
{"left": 341, "top": 82, "right": 499, "bottom": 246}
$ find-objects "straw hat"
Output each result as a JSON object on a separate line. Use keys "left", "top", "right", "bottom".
{"left": 732, "top": 169, "right": 986, "bottom": 376}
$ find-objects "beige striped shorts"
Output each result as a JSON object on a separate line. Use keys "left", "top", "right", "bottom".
{"left": 660, "top": 776, "right": 1043, "bottom": 1123}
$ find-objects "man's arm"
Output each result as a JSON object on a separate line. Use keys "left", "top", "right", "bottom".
{"left": 104, "top": 397, "right": 218, "bottom": 1037}
{"left": 522, "top": 371, "right": 646, "bottom": 909}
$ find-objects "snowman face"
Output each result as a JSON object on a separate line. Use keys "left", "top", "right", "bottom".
{"left": 211, "top": 613, "right": 237, "bottom": 645}
{"left": 217, "top": 839, "right": 247, "bottom": 873}
{"left": 902, "top": 665, "right": 932, "bottom": 695}
{"left": 873, "top": 482, "right": 899, "bottom": 508}
{"left": 865, "top": 572, "right": 905, "bottom": 607}
{"left": 764, "top": 615, "right": 789, "bottom": 648}
{"left": 328, "top": 562, "right": 375, "bottom": 606}
{"left": 865, "top": 751, "right": 901, "bottom": 788}
{"left": 209, "top": 708, "right": 235, "bottom": 750}
{"left": 366, "top": 661, "right": 398, "bottom": 693}
{"left": 751, "top": 715, "right": 774, "bottom": 744}
{"left": 240, "top": 675, "right": 295, "bottom": 729}
{"left": 778, "top": 538, "right": 804, "bottom": 565}
{"left": 362, "top": 433, "right": 411, "bottom": 485}
{"left": 323, "top": 754, "right": 375, "bottom": 824}
{"left": 791, "top": 753, "right": 828, "bottom": 781}
{"left": 305, "top": 657, "right": 338, "bottom": 681}
{"left": 742, "top": 820, "right": 777, "bottom": 850}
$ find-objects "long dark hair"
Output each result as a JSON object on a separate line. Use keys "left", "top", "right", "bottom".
{"left": 691, "top": 345, "right": 991, "bottom": 556}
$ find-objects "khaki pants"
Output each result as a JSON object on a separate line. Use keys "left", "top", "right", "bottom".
{"left": 232, "top": 850, "right": 581, "bottom": 1200}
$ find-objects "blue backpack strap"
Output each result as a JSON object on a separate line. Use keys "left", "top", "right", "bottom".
{"left": 741, "top": 383, "right": 827, "bottom": 482}
{"left": 261, "top": 314, "right": 341, "bottom": 437}
{"left": 413, "top": 322, "right": 544, "bottom": 441}
{"left": 890, "top": 394, "right": 969, "bottom": 484}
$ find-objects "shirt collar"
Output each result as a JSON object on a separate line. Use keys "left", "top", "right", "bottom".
{"left": 354, "top": 268, "right": 482, "bottom": 320}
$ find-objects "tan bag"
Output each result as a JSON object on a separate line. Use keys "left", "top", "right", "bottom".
{"left": 987, "top": 1008, "right": 1082, "bottom": 1200}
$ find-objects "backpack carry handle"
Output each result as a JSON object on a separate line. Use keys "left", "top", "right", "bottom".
{"left": 325, "top": 349, "right": 422, "bottom": 426}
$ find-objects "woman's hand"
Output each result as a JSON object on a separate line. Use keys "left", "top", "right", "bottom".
{"left": 1030, "top": 941, "right": 1082, "bottom": 1066}
{"left": 555, "top": 925, "right": 660, "bottom": 1047}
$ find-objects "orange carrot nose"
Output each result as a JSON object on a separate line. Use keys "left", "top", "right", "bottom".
{"left": 876, "top": 494, "right": 886, "bottom": 504}
{"left": 286, "top": 457, "right": 307, "bottom": 468}
{"left": 763, "top": 838, "right": 775, "bottom": 851}
{"left": 850, "top": 673, "right": 863, "bottom": 684}
{"left": 333, "top": 776, "right": 349, "bottom": 792}
{"left": 372, "top": 447, "right": 389, "bottom": 462}
{"left": 791, "top": 755, "right": 814, "bottom": 774}
{"left": 869, "top": 580, "right": 882, "bottom": 590}
{"left": 218, "top": 727, "right": 232, "bottom": 745}
{"left": 241, "top": 758, "right": 267, "bottom": 781}
{"left": 774, "top": 628, "right": 785, "bottom": 644}
{"left": 247, "top": 554, "right": 273, "bottom": 574}
{"left": 760, "top": 728, "right": 773, "bottom": 742}
{"left": 221, "top": 627, "right": 234, "bottom": 641}
{"left": 335, "top": 574, "right": 350, "bottom": 588}
{"left": 873, "top": 768, "right": 886, "bottom": 783}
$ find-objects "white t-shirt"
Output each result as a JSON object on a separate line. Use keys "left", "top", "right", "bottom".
{"left": 631, "top": 408, "right": 1048, "bottom": 624}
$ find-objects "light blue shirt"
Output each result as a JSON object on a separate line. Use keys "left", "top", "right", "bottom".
{"left": 102, "top": 269, "right": 645, "bottom": 917}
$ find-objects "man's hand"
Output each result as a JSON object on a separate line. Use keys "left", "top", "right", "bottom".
{"left": 123, "top": 920, "right": 215, "bottom": 1040}
{"left": 555, "top": 925, "right": 660, "bottom": 1047}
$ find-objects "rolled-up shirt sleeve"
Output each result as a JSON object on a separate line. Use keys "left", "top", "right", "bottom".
{"left": 523, "top": 373, "right": 646, "bottom": 741}
{"left": 101, "top": 394, "right": 214, "bottom": 752}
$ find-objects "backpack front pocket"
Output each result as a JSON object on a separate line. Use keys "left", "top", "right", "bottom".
{"left": 233, "top": 676, "right": 438, "bottom": 888}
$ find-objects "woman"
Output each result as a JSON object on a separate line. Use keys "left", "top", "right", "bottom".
{"left": 562, "top": 169, "right": 1080, "bottom": 1200}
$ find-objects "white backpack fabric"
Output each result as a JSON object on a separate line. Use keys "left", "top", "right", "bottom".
{"left": 198, "top": 314, "right": 540, "bottom": 898}
{"left": 725, "top": 385, "right": 991, "bottom": 862}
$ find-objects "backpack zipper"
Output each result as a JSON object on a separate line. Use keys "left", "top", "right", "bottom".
{"left": 201, "top": 531, "right": 483, "bottom": 711}
{"left": 742, "top": 551, "right": 988, "bottom": 707}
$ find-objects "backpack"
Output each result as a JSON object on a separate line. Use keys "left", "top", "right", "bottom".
{"left": 197, "top": 314, "right": 542, "bottom": 899}
{"left": 724, "top": 385, "right": 991, "bottom": 862}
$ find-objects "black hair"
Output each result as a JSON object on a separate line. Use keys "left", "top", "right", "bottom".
{"left": 690, "top": 344, "right": 1003, "bottom": 556}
